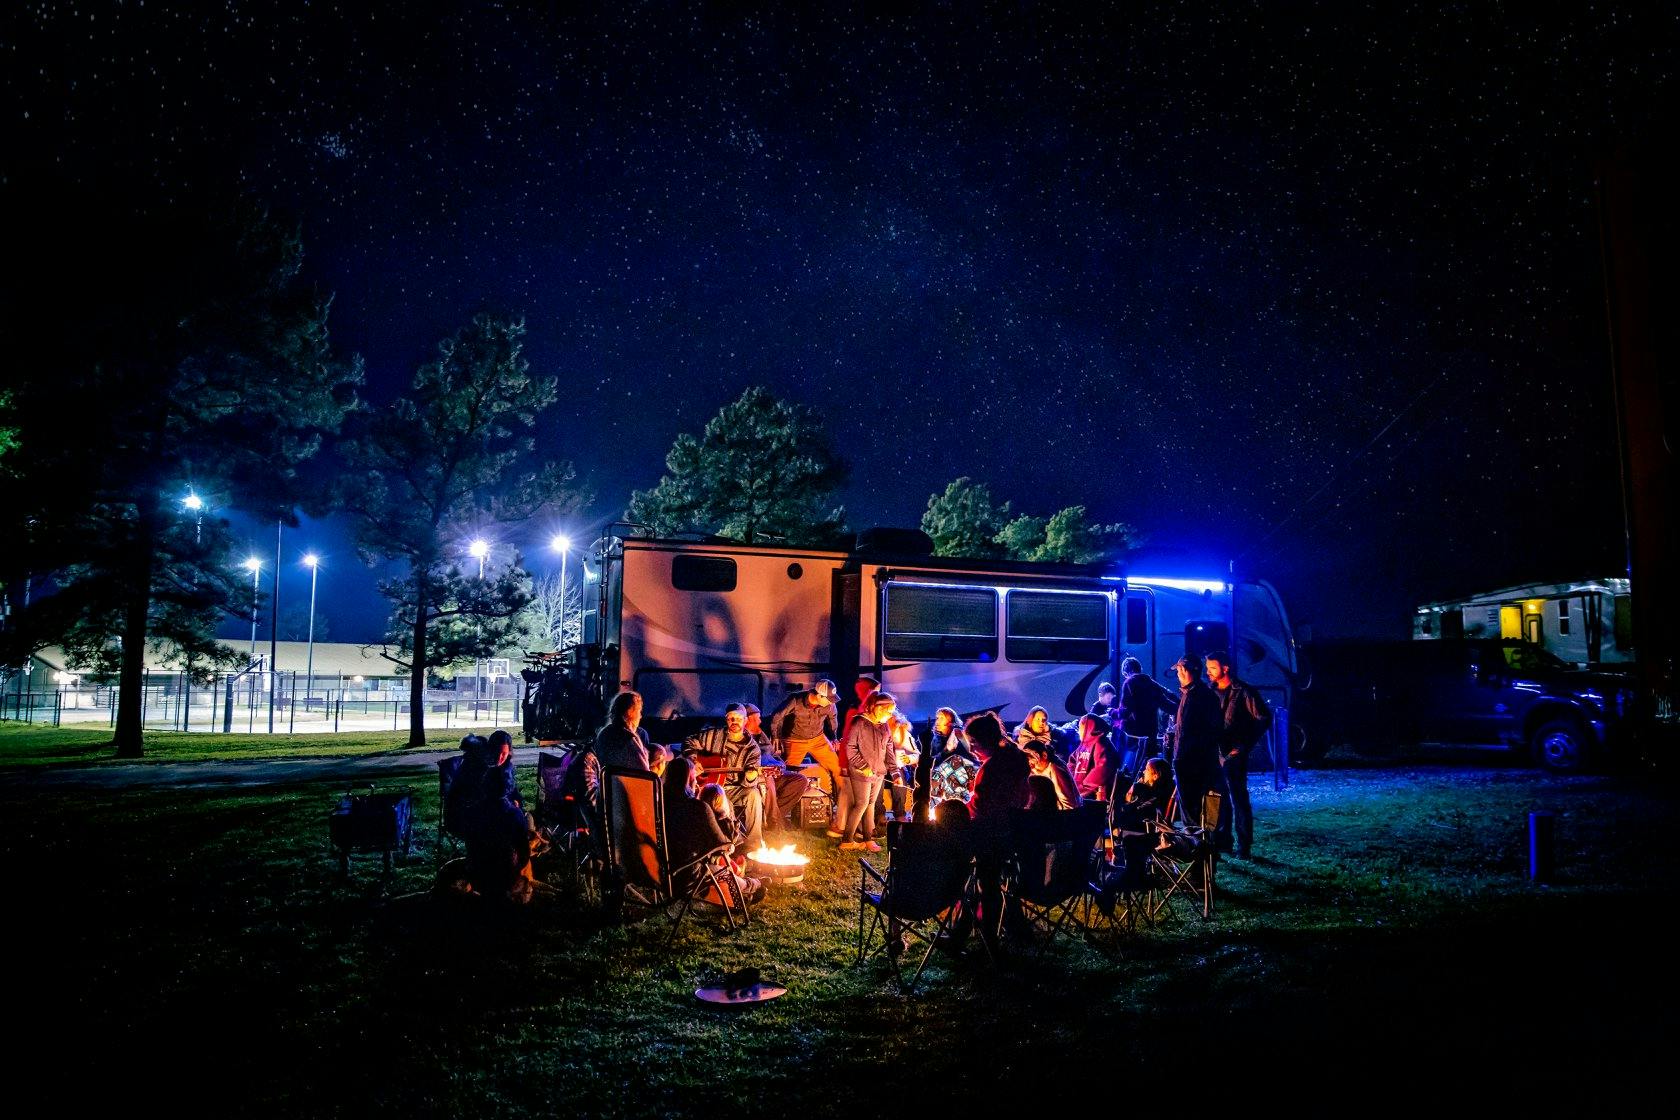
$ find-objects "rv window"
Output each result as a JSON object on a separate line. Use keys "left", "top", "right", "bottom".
{"left": 1125, "top": 596, "right": 1149, "bottom": 645}
{"left": 1007, "top": 591, "right": 1110, "bottom": 663}
{"left": 884, "top": 585, "right": 997, "bottom": 662}
{"left": 1557, "top": 598, "right": 1570, "bottom": 636}
{"left": 671, "top": 556, "right": 737, "bottom": 592}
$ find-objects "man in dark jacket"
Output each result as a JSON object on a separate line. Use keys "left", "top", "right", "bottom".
{"left": 1118, "top": 657, "right": 1176, "bottom": 776}
{"left": 1206, "top": 650, "right": 1273, "bottom": 859}
{"left": 1169, "top": 657, "right": 1224, "bottom": 831}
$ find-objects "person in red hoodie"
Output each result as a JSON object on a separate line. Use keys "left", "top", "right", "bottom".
{"left": 965, "top": 711, "right": 1030, "bottom": 954}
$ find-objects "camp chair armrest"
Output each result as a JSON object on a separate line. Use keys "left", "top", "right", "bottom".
{"left": 859, "top": 858, "right": 886, "bottom": 886}
{"left": 670, "top": 842, "right": 733, "bottom": 879}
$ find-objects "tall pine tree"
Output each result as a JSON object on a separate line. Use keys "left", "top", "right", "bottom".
{"left": 339, "top": 313, "right": 583, "bottom": 748}
{"left": 0, "top": 176, "right": 360, "bottom": 756}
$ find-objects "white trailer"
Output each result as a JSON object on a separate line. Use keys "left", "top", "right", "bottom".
{"left": 1413, "top": 578, "right": 1633, "bottom": 667}
{"left": 592, "top": 534, "right": 1297, "bottom": 730}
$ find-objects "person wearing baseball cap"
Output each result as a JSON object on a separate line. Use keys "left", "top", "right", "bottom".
{"left": 767, "top": 680, "right": 843, "bottom": 819}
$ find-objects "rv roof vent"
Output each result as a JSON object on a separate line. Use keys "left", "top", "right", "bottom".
{"left": 854, "top": 527, "right": 936, "bottom": 557}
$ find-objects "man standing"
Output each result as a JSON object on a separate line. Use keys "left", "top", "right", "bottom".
{"left": 1118, "top": 657, "right": 1176, "bottom": 777}
{"left": 1168, "top": 657, "right": 1223, "bottom": 832}
{"left": 769, "top": 679, "right": 841, "bottom": 808}
{"left": 1205, "top": 650, "right": 1273, "bottom": 859}
{"left": 682, "top": 702, "right": 767, "bottom": 851}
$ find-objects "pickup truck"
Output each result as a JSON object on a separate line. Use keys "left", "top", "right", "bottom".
{"left": 1293, "top": 638, "right": 1636, "bottom": 772}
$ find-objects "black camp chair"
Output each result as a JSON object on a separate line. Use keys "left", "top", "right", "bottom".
{"left": 603, "top": 766, "right": 749, "bottom": 947}
{"left": 1004, "top": 802, "right": 1109, "bottom": 957}
{"left": 856, "top": 820, "right": 977, "bottom": 994}
{"left": 534, "top": 749, "right": 599, "bottom": 898}
{"left": 1150, "top": 789, "right": 1224, "bottom": 920}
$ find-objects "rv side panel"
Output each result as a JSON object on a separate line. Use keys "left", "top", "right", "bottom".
{"left": 615, "top": 542, "right": 844, "bottom": 719}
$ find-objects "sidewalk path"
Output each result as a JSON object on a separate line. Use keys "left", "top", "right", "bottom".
{"left": 0, "top": 746, "right": 561, "bottom": 790}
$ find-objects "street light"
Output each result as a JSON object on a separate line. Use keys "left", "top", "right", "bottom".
{"left": 182, "top": 490, "right": 204, "bottom": 544}
{"left": 303, "top": 553, "right": 320, "bottom": 707}
{"left": 551, "top": 533, "right": 572, "bottom": 651}
{"left": 468, "top": 539, "right": 489, "bottom": 704}
{"left": 241, "top": 557, "right": 262, "bottom": 664}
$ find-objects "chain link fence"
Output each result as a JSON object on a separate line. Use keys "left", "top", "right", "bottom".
{"left": 0, "top": 671, "right": 523, "bottom": 734}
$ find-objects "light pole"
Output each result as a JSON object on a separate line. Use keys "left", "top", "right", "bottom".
{"left": 551, "top": 533, "right": 571, "bottom": 651}
{"left": 242, "top": 558, "right": 262, "bottom": 664}
{"left": 303, "top": 553, "right": 320, "bottom": 707}
{"left": 182, "top": 490, "right": 204, "bottom": 544}
{"left": 469, "top": 539, "right": 489, "bottom": 704}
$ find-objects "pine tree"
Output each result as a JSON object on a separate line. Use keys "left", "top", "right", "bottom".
{"left": 628, "top": 387, "right": 847, "bottom": 545}
{"left": 0, "top": 178, "right": 360, "bottom": 756}
{"left": 339, "top": 313, "right": 583, "bottom": 748}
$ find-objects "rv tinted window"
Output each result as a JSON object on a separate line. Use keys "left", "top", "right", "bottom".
{"left": 1007, "top": 591, "right": 1110, "bottom": 663}
{"left": 884, "top": 585, "right": 997, "bottom": 662}
{"left": 670, "top": 555, "right": 737, "bottom": 592}
{"left": 1125, "top": 596, "right": 1149, "bottom": 645}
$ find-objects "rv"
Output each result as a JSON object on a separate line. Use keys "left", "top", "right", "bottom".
{"left": 1413, "top": 579, "right": 1633, "bottom": 668}
{"left": 585, "top": 532, "right": 1297, "bottom": 736}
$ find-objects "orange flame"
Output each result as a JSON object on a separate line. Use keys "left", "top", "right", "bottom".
{"left": 747, "top": 843, "right": 809, "bottom": 867}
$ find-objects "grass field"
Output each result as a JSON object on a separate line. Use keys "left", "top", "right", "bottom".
{"left": 7, "top": 747, "right": 1676, "bottom": 1115}
{"left": 0, "top": 721, "right": 486, "bottom": 766}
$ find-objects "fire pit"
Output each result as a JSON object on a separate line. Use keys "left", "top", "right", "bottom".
{"left": 747, "top": 843, "right": 810, "bottom": 885}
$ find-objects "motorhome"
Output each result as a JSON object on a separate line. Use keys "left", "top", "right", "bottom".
{"left": 586, "top": 532, "right": 1296, "bottom": 735}
{"left": 1413, "top": 578, "right": 1633, "bottom": 668}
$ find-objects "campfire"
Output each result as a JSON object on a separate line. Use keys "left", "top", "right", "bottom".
{"left": 746, "top": 843, "right": 810, "bottom": 885}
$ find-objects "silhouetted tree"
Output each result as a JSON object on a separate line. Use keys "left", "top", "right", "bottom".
{"left": 339, "top": 313, "right": 582, "bottom": 748}
{"left": 629, "top": 386, "right": 847, "bottom": 544}
{"left": 922, "top": 477, "right": 1011, "bottom": 559}
{"left": 0, "top": 176, "right": 360, "bottom": 756}
{"left": 922, "top": 479, "right": 1133, "bottom": 564}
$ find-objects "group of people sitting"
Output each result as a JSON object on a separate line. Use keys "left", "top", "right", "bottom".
{"left": 443, "top": 648, "right": 1271, "bottom": 922}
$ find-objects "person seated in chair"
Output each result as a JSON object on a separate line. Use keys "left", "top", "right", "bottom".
{"left": 1070, "top": 715, "right": 1125, "bottom": 805}
{"left": 1022, "top": 740, "right": 1081, "bottom": 811}
{"left": 1112, "top": 757, "right": 1174, "bottom": 883}
{"left": 682, "top": 703, "right": 767, "bottom": 851}
{"left": 459, "top": 733, "right": 544, "bottom": 901}
{"left": 745, "top": 703, "right": 809, "bottom": 832}
{"left": 662, "top": 758, "right": 765, "bottom": 906}
{"left": 486, "top": 728, "right": 523, "bottom": 808}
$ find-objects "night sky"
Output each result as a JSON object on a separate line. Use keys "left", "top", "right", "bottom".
{"left": 8, "top": 2, "right": 1675, "bottom": 640}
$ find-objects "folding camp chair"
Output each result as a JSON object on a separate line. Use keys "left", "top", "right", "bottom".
{"left": 603, "top": 766, "right": 749, "bottom": 947}
{"left": 1149, "top": 789, "right": 1223, "bottom": 920}
{"left": 1004, "top": 803, "right": 1110, "bottom": 957}
{"left": 856, "top": 821, "right": 976, "bottom": 994}
{"left": 534, "top": 749, "right": 599, "bottom": 898}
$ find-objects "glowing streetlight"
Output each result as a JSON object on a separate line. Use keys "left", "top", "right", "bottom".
{"left": 467, "top": 539, "right": 490, "bottom": 703}
{"left": 303, "top": 553, "right": 320, "bottom": 706}
{"left": 182, "top": 489, "right": 204, "bottom": 543}
{"left": 550, "top": 533, "right": 572, "bottom": 651}
{"left": 241, "top": 557, "right": 262, "bottom": 664}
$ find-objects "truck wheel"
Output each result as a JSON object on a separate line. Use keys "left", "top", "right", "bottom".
{"left": 1531, "top": 719, "right": 1586, "bottom": 773}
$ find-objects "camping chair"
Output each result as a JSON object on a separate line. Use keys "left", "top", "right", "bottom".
{"left": 1149, "top": 789, "right": 1223, "bottom": 920}
{"left": 534, "top": 749, "right": 599, "bottom": 899}
{"left": 436, "top": 755, "right": 465, "bottom": 862}
{"left": 856, "top": 821, "right": 976, "bottom": 994}
{"left": 1003, "top": 803, "right": 1110, "bottom": 957}
{"left": 602, "top": 766, "right": 749, "bottom": 948}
